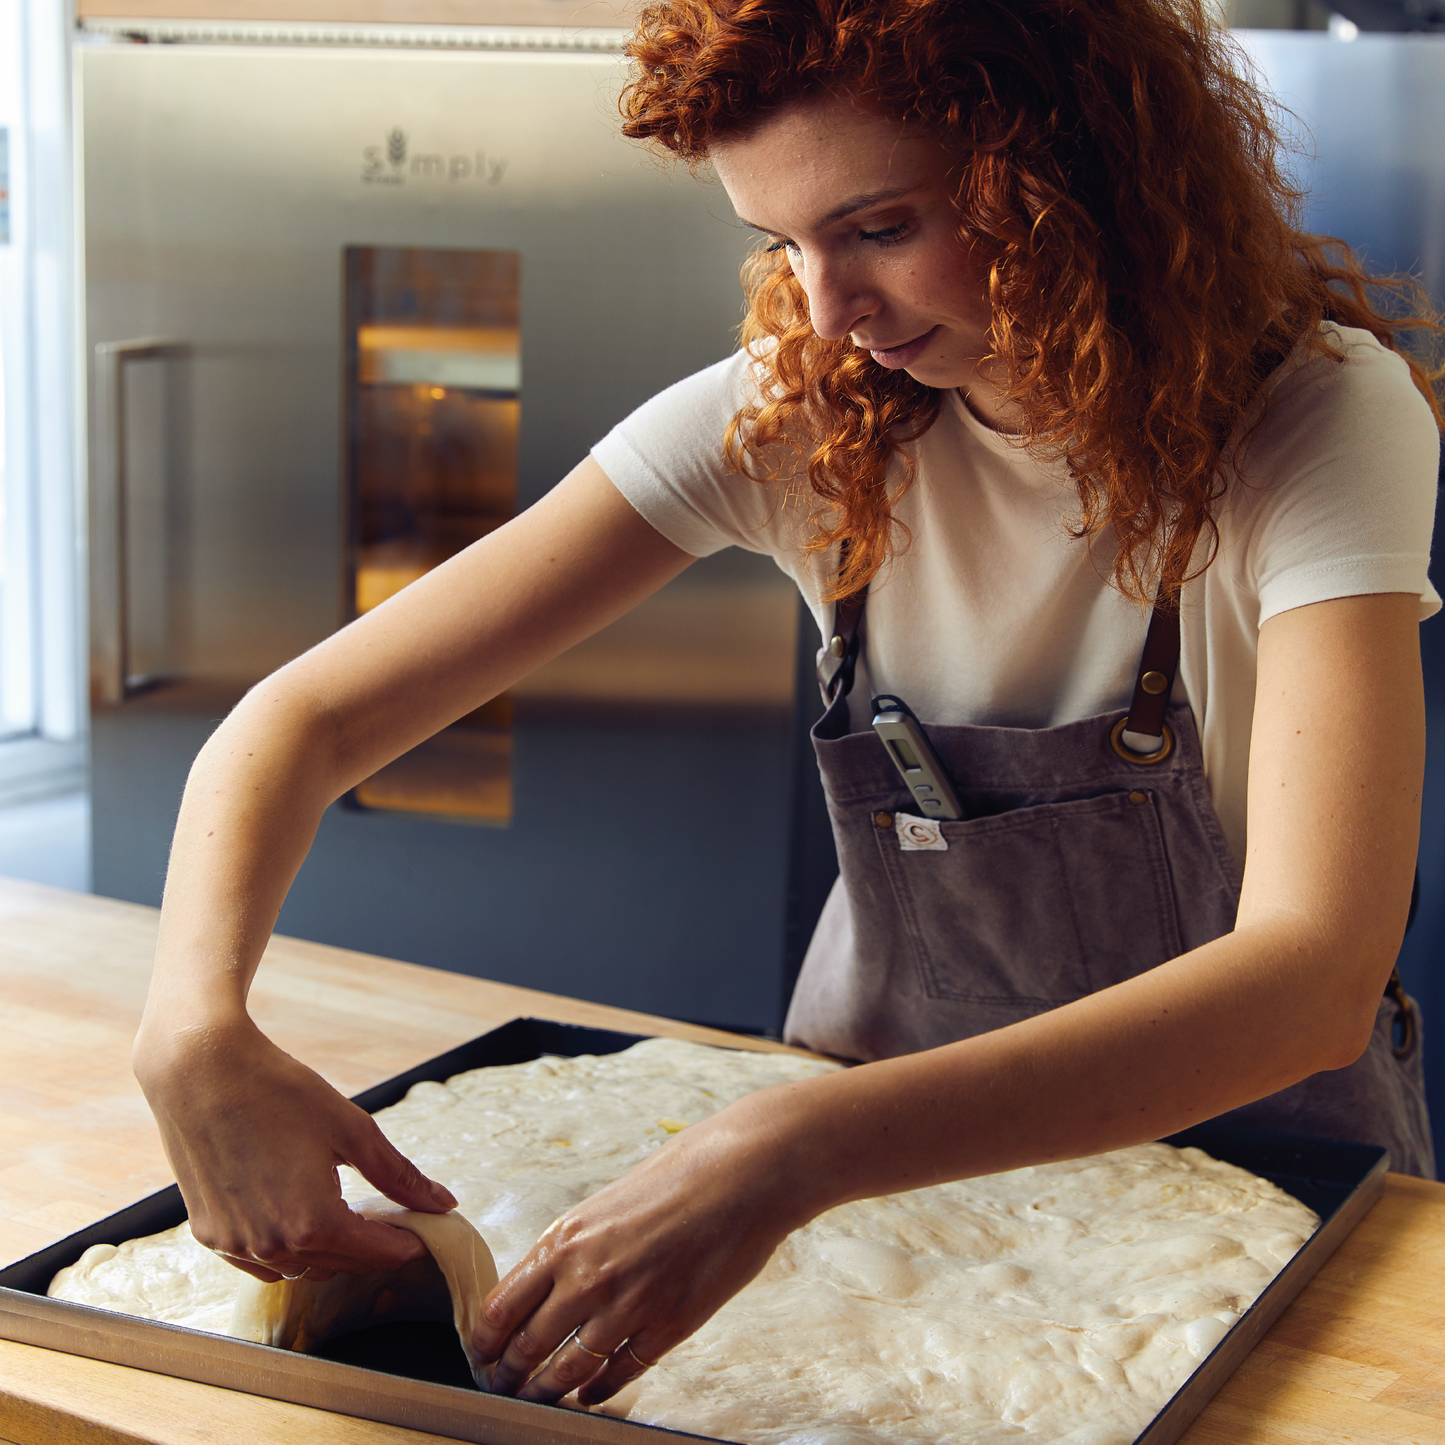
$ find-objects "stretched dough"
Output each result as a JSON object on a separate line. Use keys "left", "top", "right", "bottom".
{"left": 228, "top": 1197, "right": 498, "bottom": 1388}
{"left": 50, "top": 1041, "right": 1322, "bottom": 1444}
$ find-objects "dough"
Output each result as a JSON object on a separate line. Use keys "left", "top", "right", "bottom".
{"left": 604, "top": 1145, "right": 1315, "bottom": 1445}
{"left": 228, "top": 1198, "right": 498, "bottom": 1388}
{"left": 50, "top": 1039, "right": 1318, "bottom": 1445}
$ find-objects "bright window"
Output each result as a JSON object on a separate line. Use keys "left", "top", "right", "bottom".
{"left": 0, "top": 0, "right": 85, "bottom": 804}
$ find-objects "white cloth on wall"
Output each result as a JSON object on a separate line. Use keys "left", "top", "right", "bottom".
{"left": 591, "top": 324, "right": 1441, "bottom": 868}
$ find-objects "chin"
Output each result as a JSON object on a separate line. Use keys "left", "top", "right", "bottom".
{"left": 904, "top": 364, "right": 975, "bottom": 390}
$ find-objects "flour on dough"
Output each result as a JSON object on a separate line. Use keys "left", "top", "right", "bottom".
{"left": 49, "top": 1038, "right": 1318, "bottom": 1445}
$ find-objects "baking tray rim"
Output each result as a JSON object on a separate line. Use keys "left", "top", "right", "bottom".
{"left": 0, "top": 1015, "right": 1390, "bottom": 1445}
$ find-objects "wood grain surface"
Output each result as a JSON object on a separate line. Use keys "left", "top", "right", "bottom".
{"left": 0, "top": 876, "right": 784, "bottom": 1269}
{"left": 1, "top": 874, "right": 1443, "bottom": 1445}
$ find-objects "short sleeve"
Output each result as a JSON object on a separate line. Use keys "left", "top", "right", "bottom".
{"left": 591, "top": 351, "right": 801, "bottom": 560}
{"left": 1227, "top": 326, "right": 1441, "bottom": 625}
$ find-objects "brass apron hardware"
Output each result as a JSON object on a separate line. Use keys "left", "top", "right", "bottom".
{"left": 1386, "top": 966, "right": 1417, "bottom": 1061}
{"left": 1109, "top": 717, "right": 1176, "bottom": 766}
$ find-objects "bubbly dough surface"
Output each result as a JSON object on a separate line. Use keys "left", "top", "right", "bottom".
{"left": 50, "top": 1038, "right": 1317, "bottom": 1444}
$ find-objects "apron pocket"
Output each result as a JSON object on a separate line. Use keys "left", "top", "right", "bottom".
{"left": 874, "top": 790, "right": 1184, "bottom": 1006}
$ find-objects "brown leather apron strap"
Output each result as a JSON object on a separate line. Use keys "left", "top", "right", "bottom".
{"left": 1125, "top": 597, "right": 1181, "bottom": 740}
{"left": 818, "top": 541, "right": 869, "bottom": 703}
{"left": 1109, "top": 594, "right": 1182, "bottom": 764}
{"left": 823, "top": 567, "right": 1182, "bottom": 722}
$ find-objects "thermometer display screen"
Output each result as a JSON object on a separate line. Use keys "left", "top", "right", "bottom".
{"left": 889, "top": 738, "right": 922, "bottom": 771}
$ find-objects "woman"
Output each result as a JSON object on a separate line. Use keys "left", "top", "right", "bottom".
{"left": 134, "top": 0, "right": 1443, "bottom": 1413}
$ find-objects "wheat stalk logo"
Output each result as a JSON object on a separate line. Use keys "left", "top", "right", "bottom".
{"left": 387, "top": 129, "right": 407, "bottom": 167}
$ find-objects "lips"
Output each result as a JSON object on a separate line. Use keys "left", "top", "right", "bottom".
{"left": 865, "top": 325, "right": 940, "bottom": 370}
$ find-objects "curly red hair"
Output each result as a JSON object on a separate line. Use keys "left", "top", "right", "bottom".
{"left": 620, "top": 0, "right": 1443, "bottom": 602}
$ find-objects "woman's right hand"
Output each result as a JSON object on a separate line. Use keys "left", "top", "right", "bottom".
{"left": 133, "top": 1016, "right": 456, "bottom": 1283}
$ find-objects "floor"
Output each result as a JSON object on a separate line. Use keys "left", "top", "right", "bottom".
{"left": 0, "top": 791, "right": 91, "bottom": 893}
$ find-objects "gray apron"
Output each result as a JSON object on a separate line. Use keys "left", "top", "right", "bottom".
{"left": 783, "top": 590, "right": 1435, "bottom": 1179}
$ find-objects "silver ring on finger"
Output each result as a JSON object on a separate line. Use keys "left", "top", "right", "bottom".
{"left": 569, "top": 1330, "right": 611, "bottom": 1362}
{"left": 624, "top": 1340, "right": 658, "bottom": 1371}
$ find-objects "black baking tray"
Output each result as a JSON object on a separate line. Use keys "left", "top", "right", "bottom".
{"left": 0, "top": 1017, "right": 1389, "bottom": 1445}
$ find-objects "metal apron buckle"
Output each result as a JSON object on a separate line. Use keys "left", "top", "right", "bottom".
{"left": 1385, "top": 966, "right": 1417, "bottom": 1060}
{"left": 1108, "top": 717, "right": 1176, "bottom": 765}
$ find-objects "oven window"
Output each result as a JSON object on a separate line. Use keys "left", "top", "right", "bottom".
{"left": 343, "top": 245, "right": 519, "bottom": 824}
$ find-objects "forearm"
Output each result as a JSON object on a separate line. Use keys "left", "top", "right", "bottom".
{"left": 476, "top": 918, "right": 1380, "bottom": 1400}
{"left": 136, "top": 459, "right": 694, "bottom": 1067}
{"left": 766, "top": 594, "right": 1423, "bottom": 1217}
{"left": 758, "top": 918, "right": 1395, "bottom": 1222}
{"left": 138, "top": 684, "right": 344, "bottom": 1048}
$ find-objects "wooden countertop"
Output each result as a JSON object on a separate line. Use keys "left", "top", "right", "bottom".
{"left": 0, "top": 875, "right": 1442, "bottom": 1445}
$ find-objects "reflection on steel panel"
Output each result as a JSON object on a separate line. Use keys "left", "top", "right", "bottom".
{"left": 348, "top": 246, "right": 521, "bottom": 616}
{"left": 345, "top": 245, "right": 519, "bottom": 823}
{"left": 354, "top": 728, "right": 513, "bottom": 822}
{"left": 516, "top": 579, "right": 797, "bottom": 714}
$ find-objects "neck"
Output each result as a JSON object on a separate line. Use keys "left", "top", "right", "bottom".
{"left": 956, "top": 356, "right": 1024, "bottom": 435}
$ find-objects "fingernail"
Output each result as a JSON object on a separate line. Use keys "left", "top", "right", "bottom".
{"left": 431, "top": 1182, "right": 457, "bottom": 1208}
{"left": 490, "top": 1366, "right": 522, "bottom": 1396}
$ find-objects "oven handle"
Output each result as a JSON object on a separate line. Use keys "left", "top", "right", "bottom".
{"left": 92, "top": 339, "right": 183, "bottom": 705}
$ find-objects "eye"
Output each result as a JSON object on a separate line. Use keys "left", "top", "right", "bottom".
{"left": 765, "top": 237, "right": 800, "bottom": 255}
{"left": 859, "top": 222, "right": 911, "bottom": 247}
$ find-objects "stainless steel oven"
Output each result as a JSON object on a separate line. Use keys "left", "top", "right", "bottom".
{"left": 80, "top": 24, "right": 834, "bottom": 1033}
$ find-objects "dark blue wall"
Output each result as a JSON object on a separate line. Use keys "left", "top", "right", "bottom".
{"left": 1393, "top": 474, "right": 1445, "bottom": 1168}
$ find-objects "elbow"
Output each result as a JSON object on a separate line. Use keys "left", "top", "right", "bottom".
{"left": 1322, "top": 1008, "right": 1380, "bottom": 1073}
{"left": 185, "top": 671, "right": 344, "bottom": 797}
{"left": 1310, "top": 950, "right": 1398, "bottom": 1074}
{"left": 1241, "top": 936, "right": 1396, "bottom": 1078}
{"left": 1239, "top": 906, "right": 1407, "bottom": 1077}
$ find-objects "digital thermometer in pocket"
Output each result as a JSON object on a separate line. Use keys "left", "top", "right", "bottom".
{"left": 871, "top": 695, "right": 964, "bottom": 820}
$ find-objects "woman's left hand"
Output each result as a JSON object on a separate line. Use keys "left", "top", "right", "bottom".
{"left": 472, "top": 1085, "right": 817, "bottom": 1406}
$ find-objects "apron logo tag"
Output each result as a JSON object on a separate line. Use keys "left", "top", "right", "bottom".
{"left": 896, "top": 814, "right": 948, "bottom": 851}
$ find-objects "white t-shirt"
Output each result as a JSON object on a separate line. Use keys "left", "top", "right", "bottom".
{"left": 592, "top": 324, "right": 1441, "bottom": 868}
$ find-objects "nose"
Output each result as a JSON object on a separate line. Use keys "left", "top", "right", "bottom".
{"left": 795, "top": 253, "right": 880, "bottom": 343}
